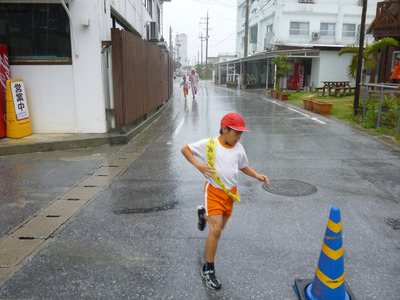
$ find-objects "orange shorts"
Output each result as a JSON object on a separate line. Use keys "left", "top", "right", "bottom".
{"left": 183, "top": 87, "right": 189, "bottom": 95}
{"left": 204, "top": 182, "right": 236, "bottom": 218}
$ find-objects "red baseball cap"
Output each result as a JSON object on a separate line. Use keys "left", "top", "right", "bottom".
{"left": 221, "top": 113, "right": 250, "bottom": 132}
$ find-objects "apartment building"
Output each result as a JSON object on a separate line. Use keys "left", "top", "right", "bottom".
{"left": 0, "top": 0, "right": 169, "bottom": 134}
{"left": 174, "top": 33, "right": 188, "bottom": 68}
{"left": 216, "top": 0, "right": 379, "bottom": 90}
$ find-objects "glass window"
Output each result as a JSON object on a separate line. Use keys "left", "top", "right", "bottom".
{"left": 290, "top": 22, "right": 309, "bottom": 36}
{"left": 342, "top": 23, "right": 356, "bottom": 37}
{"left": 0, "top": 4, "right": 71, "bottom": 64}
{"left": 320, "top": 23, "right": 335, "bottom": 36}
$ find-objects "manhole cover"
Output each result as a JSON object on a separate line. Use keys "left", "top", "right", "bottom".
{"left": 262, "top": 179, "right": 317, "bottom": 197}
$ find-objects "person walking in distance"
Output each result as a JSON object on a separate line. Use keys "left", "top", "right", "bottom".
{"left": 181, "top": 113, "right": 270, "bottom": 290}
{"left": 189, "top": 68, "right": 199, "bottom": 99}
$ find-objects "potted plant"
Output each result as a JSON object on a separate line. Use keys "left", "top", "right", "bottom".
{"left": 313, "top": 100, "right": 333, "bottom": 115}
{"left": 303, "top": 97, "right": 314, "bottom": 111}
{"left": 279, "top": 93, "right": 288, "bottom": 101}
{"left": 271, "top": 54, "right": 291, "bottom": 100}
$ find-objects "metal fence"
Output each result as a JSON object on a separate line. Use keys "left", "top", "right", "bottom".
{"left": 361, "top": 83, "right": 400, "bottom": 134}
{"left": 111, "top": 28, "right": 172, "bottom": 132}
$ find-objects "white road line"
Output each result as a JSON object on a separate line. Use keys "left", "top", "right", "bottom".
{"left": 167, "top": 117, "right": 185, "bottom": 144}
{"left": 311, "top": 117, "right": 327, "bottom": 124}
{"left": 266, "top": 97, "right": 327, "bottom": 124}
{"left": 287, "top": 107, "right": 310, "bottom": 117}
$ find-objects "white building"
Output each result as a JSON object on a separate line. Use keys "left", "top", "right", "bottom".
{"left": 175, "top": 33, "right": 188, "bottom": 68}
{"left": 0, "top": 0, "right": 166, "bottom": 134}
{"left": 216, "top": 0, "right": 379, "bottom": 89}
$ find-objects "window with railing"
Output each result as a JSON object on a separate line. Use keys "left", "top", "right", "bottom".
{"left": 320, "top": 23, "right": 335, "bottom": 36}
{"left": 0, "top": 3, "right": 71, "bottom": 64}
{"left": 290, "top": 22, "right": 309, "bottom": 36}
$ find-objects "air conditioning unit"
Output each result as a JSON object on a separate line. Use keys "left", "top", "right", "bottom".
{"left": 147, "top": 22, "right": 159, "bottom": 42}
{"left": 312, "top": 32, "right": 320, "bottom": 40}
{"left": 299, "top": 0, "right": 307, "bottom": 3}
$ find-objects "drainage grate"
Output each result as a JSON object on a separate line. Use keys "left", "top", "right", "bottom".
{"left": 387, "top": 218, "right": 400, "bottom": 230}
{"left": 262, "top": 179, "right": 317, "bottom": 197}
{"left": 114, "top": 202, "right": 178, "bottom": 214}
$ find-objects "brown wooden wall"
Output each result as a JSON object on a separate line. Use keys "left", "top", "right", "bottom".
{"left": 111, "top": 28, "right": 172, "bottom": 130}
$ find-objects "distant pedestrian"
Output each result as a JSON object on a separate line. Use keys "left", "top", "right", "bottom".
{"left": 189, "top": 68, "right": 199, "bottom": 99}
{"left": 390, "top": 57, "right": 400, "bottom": 83}
{"left": 179, "top": 75, "right": 190, "bottom": 100}
{"left": 181, "top": 112, "right": 270, "bottom": 290}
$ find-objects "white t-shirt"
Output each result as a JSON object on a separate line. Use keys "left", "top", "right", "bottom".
{"left": 187, "top": 136, "right": 249, "bottom": 190}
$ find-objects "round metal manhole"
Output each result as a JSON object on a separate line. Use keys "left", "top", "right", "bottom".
{"left": 262, "top": 179, "right": 317, "bottom": 197}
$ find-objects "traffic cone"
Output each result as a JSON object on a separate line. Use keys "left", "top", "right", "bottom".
{"left": 293, "top": 206, "right": 356, "bottom": 300}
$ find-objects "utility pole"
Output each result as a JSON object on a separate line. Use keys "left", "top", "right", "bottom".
{"left": 199, "top": 32, "right": 205, "bottom": 65}
{"left": 243, "top": 0, "right": 250, "bottom": 88}
{"left": 353, "top": 0, "right": 367, "bottom": 116}
{"left": 200, "top": 12, "right": 210, "bottom": 78}
{"left": 205, "top": 11, "right": 209, "bottom": 78}
{"left": 169, "top": 26, "right": 173, "bottom": 59}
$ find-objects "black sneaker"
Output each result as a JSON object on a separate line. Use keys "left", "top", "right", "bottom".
{"left": 196, "top": 205, "right": 206, "bottom": 231}
{"left": 201, "top": 267, "right": 221, "bottom": 290}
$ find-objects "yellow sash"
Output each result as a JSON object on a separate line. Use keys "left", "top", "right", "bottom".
{"left": 206, "top": 138, "right": 241, "bottom": 202}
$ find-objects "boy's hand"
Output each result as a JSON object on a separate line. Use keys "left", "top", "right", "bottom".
{"left": 257, "top": 174, "right": 270, "bottom": 185}
{"left": 196, "top": 162, "right": 215, "bottom": 179}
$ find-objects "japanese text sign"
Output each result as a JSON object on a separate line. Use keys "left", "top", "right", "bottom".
{"left": 10, "top": 81, "right": 29, "bottom": 121}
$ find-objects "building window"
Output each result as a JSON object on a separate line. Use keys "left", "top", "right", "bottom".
{"left": 147, "top": 0, "right": 153, "bottom": 16}
{"left": 320, "top": 23, "right": 335, "bottom": 36}
{"left": 290, "top": 22, "right": 309, "bottom": 36}
{"left": 0, "top": 4, "right": 71, "bottom": 64}
{"left": 342, "top": 23, "right": 356, "bottom": 37}
{"left": 250, "top": 25, "right": 258, "bottom": 44}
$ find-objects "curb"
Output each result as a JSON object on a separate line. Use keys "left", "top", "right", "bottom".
{"left": 0, "top": 99, "right": 172, "bottom": 156}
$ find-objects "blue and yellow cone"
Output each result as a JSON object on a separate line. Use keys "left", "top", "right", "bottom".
{"left": 293, "top": 206, "right": 355, "bottom": 300}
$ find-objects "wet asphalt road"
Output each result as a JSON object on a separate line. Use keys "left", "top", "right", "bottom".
{"left": 1, "top": 80, "right": 400, "bottom": 299}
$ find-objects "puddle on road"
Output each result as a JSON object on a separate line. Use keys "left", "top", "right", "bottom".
{"left": 113, "top": 202, "right": 178, "bottom": 214}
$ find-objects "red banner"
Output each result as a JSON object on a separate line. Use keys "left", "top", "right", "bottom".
{"left": 0, "top": 44, "right": 10, "bottom": 138}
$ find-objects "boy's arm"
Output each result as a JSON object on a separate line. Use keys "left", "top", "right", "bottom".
{"left": 181, "top": 146, "right": 215, "bottom": 179}
{"left": 240, "top": 165, "right": 270, "bottom": 185}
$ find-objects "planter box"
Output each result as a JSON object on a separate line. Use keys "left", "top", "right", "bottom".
{"left": 275, "top": 91, "right": 281, "bottom": 99}
{"left": 303, "top": 98, "right": 314, "bottom": 111}
{"left": 270, "top": 90, "right": 277, "bottom": 98}
{"left": 313, "top": 101, "right": 333, "bottom": 115}
{"left": 279, "top": 93, "right": 288, "bottom": 101}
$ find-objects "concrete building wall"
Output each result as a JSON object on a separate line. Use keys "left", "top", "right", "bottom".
{"left": 6, "top": 0, "right": 163, "bottom": 134}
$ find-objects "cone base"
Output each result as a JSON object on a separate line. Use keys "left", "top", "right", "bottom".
{"left": 293, "top": 279, "right": 356, "bottom": 300}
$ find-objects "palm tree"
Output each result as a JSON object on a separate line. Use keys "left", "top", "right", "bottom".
{"left": 271, "top": 54, "right": 291, "bottom": 91}
{"left": 339, "top": 37, "right": 399, "bottom": 82}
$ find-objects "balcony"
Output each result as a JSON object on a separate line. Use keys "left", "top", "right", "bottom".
{"left": 371, "top": 0, "right": 400, "bottom": 38}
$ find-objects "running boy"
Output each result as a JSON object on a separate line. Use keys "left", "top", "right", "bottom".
{"left": 179, "top": 75, "right": 190, "bottom": 100}
{"left": 181, "top": 112, "right": 270, "bottom": 290}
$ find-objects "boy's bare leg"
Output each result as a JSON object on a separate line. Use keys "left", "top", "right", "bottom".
{"left": 204, "top": 214, "right": 229, "bottom": 263}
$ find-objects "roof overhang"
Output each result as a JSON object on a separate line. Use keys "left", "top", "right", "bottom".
{"left": 214, "top": 48, "right": 322, "bottom": 66}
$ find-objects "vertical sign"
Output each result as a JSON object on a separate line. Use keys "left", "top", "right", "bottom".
{"left": 0, "top": 44, "right": 9, "bottom": 137}
{"left": 10, "top": 81, "right": 29, "bottom": 120}
{"left": 293, "top": 63, "right": 305, "bottom": 91}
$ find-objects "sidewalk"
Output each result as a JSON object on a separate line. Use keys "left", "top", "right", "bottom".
{"left": 0, "top": 101, "right": 171, "bottom": 156}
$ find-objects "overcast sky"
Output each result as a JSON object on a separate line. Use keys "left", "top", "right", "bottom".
{"left": 162, "top": 0, "right": 237, "bottom": 65}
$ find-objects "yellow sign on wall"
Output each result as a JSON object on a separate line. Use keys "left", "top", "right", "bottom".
{"left": 6, "top": 79, "right": 32, "bottom": 138}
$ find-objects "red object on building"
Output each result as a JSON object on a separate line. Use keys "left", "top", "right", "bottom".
{"left": 0, "top": 44, "right": 10, "bottom": 138}
{"left": 287, "top": 63, "right": 305, "bottom": 90}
